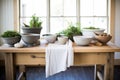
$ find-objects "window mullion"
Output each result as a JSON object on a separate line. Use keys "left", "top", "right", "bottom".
{"left": 76, "top": 0, "right": 80, "bottom": 24}
{"left": 46, "top": 0, "right": 50, "bottom": 33}
{"left": 107, "top": 0, "right": 109, "bottom": 33}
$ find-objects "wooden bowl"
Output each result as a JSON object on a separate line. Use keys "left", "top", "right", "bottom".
{"left": 95, "top": 35, "right": 112, "bottom": 44}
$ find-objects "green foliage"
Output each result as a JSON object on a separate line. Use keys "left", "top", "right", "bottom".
{"left": 83, "top": 26, "right": 99, "bottom": 29}
{"left": 58, "top": 23, "right": 82, "bottom": 41}
{"left": 29, "top": 14, "right": 42, "bottom": 28}
{"left": 1, "top": 31, "right": 21, "bottom": 38}
{"left": 24, "top": 14, "right": 42, "bottom": 28}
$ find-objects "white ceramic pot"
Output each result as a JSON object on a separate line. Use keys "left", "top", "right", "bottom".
{"left": 73, "top": 36, "right": 92, "bottom": 46}
{"left": 57, "top": 36, "right": 68, "bottom": 44}
{"left": 43, "top": 34, "right": 57, "bottom": 43}
{"left": 82, "top": 28, "right": 105, "bottom": 38}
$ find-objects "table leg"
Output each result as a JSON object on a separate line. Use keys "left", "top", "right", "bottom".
{"left": 18, "top": 65, "right": 26, "bottom": 80}
{"left": 104, "top": 53, "right": 114, "bottom": 80}
{"left": 109, "top": 53, "right": 114, "bottom": 80}
{"left": 94, "top": 64, "right": 103, "bottom": 80}
{"left": 5, "top": 53, "right": 15, "bottom": 80}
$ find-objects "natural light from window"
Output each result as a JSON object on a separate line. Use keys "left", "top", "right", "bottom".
{"left": 20, "top": 0, "right": 108, "bottom": 34}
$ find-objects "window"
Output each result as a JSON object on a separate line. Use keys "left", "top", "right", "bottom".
{"left": 80, "top": 0, "right": 108, "bottom": 31}
{"left": 20, "top": 0, "right": 108, "bottom": 34}
{"left": 20, "top": 0, "right": 47, "bottom": 34}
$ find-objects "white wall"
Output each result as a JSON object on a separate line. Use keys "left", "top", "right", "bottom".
{"left": 115, "top": 0, "right": 120, "bottom": 59}
{"left": 0, "top": 0, "right": 14, "bottom": 45}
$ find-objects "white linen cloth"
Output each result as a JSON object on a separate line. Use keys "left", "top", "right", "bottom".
{"left": 45, "top": 40, "right": 74, "bottom": 78}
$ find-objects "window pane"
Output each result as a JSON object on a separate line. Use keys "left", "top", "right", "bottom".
{"left": 94, "top": 0, "right": 107, "bottom": 16}
{"left": 81, "top": 17, "right": 107, "bottom": 31}
{"left": 80, "top": 0, "right": 94, "bottom": 16}
{"left": 51, "top": 0, "right": 76, "bottom": 16}
{"left": 64, "top": 0, "right": 76, "bottom": 16}
{"left": 51, "top": 0, "right": 63, "bottom": 16}
{"left": 20, "top": 0, "right": 46, "bottom": 17}
{"left": 50, "top": 17, "right": 76, "bottom": 34}
{"left": 80, "top": 0, "right": 107, "bottom": 16}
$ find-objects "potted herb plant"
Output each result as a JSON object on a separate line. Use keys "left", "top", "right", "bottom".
{"left": 58, "top": 23, "right": 82, "bottom": 42}
{"left": 22, "top": 14, "right": 42, "bottom": 34}
{"left": 1, "top": 30, "right": 21, "bottom": 46}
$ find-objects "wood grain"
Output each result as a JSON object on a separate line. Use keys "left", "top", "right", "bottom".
{"left": 0, "top": 42, "right": 120, "bottom": 53}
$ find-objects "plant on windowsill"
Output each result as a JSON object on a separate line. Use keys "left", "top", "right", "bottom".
{"left": 0, "top": 30, "right": 21, "bottom": 46}
{"left": 22, "top": 14, "right": 42, "bottom": 34}
{"left": 57, "top": 23, "right": 82, "bottom": 42}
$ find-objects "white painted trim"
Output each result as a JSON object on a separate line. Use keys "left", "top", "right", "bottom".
{"left": 46, "top": 0, "right": 50, "bottom": 33}
{"left": 76, "top": 0, "right": 80, "bottom": 23}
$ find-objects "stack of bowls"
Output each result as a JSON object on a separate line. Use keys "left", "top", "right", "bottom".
{"left": 21, "top": 29, "right": 40, "bottom": 47}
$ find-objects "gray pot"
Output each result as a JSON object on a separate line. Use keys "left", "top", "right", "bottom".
{"left": 2, "top": 36, "right": 21, "bottom": 46}
{"left": 21, "top": 33, "right": 40, "bottom": 47}
{"left": 22, "top": 27, "right": 42, "bottom": 34}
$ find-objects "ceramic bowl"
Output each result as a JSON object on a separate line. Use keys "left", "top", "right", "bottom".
{"left": 73, "top": 36, "right": 92, "bottom": 46}
{"left": 82, "top": 28, "right": 105, "bottom": 38}
{"left": 22, "top": 27, "right": 42, "bottom": 34}
{"left": 57, "top": 36, "right": 68, "bottom": 44}
{"left": 43, "top": 34, "right": 57, "bottom": 43}
{"left": 2, "top": 36, "right": 21, "bottom": 46}
{"left": 21, "top": 33, "right": 40, "bottom": 46}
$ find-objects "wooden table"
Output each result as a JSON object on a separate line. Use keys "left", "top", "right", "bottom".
{"left": 0, "top": 42, "right": 120, "bottom": 80}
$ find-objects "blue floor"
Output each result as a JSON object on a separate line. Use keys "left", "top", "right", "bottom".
{"left": 26, "top": 66, "right": 94, "bottom": 80}
{"left": 0, "top": 66, "right": 120, "bottom": 80}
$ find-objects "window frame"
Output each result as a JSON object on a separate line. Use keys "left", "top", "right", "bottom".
{"left": 13, "top": 0, "right": 115, "bottom": 41}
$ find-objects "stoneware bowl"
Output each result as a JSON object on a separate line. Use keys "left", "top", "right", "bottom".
{"left": 22, "top": 27, "right": 42, "bottom": 34}
{"left": 21, "top": 33, "right": 40, "bottom": 46}
{"left": 43, "top": 34, "right": 57, "bottom": 43}
{"left": 73, "top": 36, "right": 92, "bottom": 46}
{"left": 82, "top": 28, "right": 105, "bottom": 38}
{"left": 57, "top": 36, "right": 68, "bottom": 44}
{"left": 95, "top": 35, "right": 112, "bottom": 44}
{"left": 2, "top": 36, "right": 21, "bottom": 46}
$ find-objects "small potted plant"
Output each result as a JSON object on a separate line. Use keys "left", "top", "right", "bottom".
{"left": 22, "top": 14, "right": 42, "bottom": 34}
{"left": 1, "top": 30, "right": 21, "bottom": 46}
{"left": 58, "top": 23, "right": 82, "bottom": 42}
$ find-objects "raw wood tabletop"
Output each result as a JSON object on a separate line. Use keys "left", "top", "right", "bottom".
{"left": 0, "top": 42, "right": 120, "bottom": 53}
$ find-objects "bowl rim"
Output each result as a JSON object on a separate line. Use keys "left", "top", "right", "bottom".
{"left": 81, "top": 28, "right": 105, "bottom": 32}
{"left": 73, "top": 35, "right": 93, "bottom": 39}
{"left": 21, "top": 33, "right": 40, "bottom": 36}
